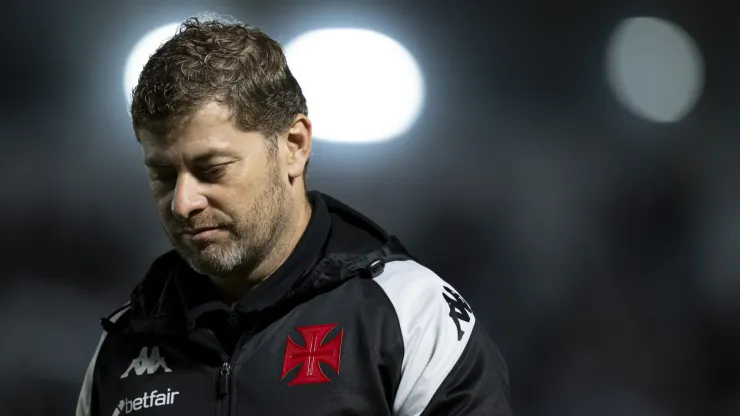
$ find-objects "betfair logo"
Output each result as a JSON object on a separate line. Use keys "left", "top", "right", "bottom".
{"left": 111, "top": 389, "right": 179, "bottom": 415}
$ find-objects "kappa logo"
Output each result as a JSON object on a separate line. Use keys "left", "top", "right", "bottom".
{"left": 443, "top": 286, "right": 473, "bottom": 341}
{"left": 111, "top": 389, "right": 179, "bottom": 416}
{"left": 120, "top": 346, "right": 172, "bottom": 378}
{"left": 281, "top": 323, "right": 343, "bottom": 386}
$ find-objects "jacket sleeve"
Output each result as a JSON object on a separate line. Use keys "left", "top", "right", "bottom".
{"left": 76, "top": 333, "right": 105, "bottom": 416}
{"left": 374, "top": 261, "right": 512, "bottom": 416}
{"left": 76, "top": 304, "right": 130, "bottom": 416}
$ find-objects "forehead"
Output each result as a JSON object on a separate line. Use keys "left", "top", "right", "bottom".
{"left": 138, "top": 103, "right": 263, "bottom": 163}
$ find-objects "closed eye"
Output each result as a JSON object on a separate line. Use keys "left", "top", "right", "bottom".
{"left": 198, "top": 162, "right": 233, "bottom": 181}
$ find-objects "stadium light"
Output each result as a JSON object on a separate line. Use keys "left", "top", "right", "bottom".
{"left": 606, "top": 17, "right": 704, "bottom": 123}
{"left": 285, "top": 28, "right": 425, "bottom": 143}
{"left": 123, "top": 23, "right": 181, "bottom": 105}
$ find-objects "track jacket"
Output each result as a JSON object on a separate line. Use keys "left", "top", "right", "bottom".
{"left": 76, "top": 191, "right": 512, "bottom": 416}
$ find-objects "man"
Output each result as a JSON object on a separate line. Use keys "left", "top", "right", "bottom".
{"left": 77, "top": 14, "right": 512, "bottom": 416}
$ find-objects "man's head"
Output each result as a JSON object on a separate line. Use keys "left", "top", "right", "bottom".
{"left": 131, "top": 15, "right": 312, "bottom": 280}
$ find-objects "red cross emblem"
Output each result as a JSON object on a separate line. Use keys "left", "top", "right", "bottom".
{"left": 281, "top": 323, "right": 343, "bottom": 386}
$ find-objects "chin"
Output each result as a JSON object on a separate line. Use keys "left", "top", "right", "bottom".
{"left": 184, "top": 257, "right": 230, "bottom": 276}
{"left": 190, "top": 245, "right": 244, "bottom": 274}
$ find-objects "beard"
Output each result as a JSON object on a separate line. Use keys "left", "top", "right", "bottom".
{"left": 163, "top": 156, "right": 292, "bottom": 279}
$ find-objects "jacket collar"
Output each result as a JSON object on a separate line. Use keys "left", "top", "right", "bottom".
{"left": 105, "top": 191, "right": 415, "bottom": 336}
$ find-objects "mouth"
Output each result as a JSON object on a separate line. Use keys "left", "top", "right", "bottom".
{"left": 180, "top": 226, "right": 227, "bottom": 241}
{"left": 182, "top": 226, "right": 221, "bottom": 235}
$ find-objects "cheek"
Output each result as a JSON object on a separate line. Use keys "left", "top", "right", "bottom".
{"left": 155, "top": 197, "right": 172, "bottom": 218}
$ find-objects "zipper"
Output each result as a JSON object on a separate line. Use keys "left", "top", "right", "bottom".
{"left": 219, "top": 361, "right": 231, "bottom": 415}
{"left": 217, "top": 311, "right": 258, "bottom": 416}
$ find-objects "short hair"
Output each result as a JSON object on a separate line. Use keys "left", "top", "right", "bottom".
{"left": 130, "top": 14, "right": 308, "bottom": 142}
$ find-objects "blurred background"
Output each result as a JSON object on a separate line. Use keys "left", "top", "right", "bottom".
{"left": 2, "top": 0, "right": 740, "bottom": 415}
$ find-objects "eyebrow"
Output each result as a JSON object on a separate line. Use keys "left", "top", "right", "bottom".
{"left": 144, "top": 149, "right": 242, "bottom": 167}
{"left": 192, "top": 150, "right": 242, "bottom": 164}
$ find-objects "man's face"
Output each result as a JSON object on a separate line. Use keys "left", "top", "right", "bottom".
{"left": 137, "top": 102, "right": 293, "bottom": 277}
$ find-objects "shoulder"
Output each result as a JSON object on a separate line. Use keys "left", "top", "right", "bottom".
{"left": 372, "top": 259, "right": 451, "bottom": 296}
{"left": 370, "top": 260, "right": 489, "bottom": 415}
{"left": 371, "top": 259, "right": 476, "bottom": 344}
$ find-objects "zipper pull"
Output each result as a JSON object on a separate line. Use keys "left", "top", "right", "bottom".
{"left": 219, "top": 362, "right": 231, "bottom": 397}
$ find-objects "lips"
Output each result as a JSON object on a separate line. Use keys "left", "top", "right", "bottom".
{"left": 182, "top": 226, "right": 221, "bottom": 235}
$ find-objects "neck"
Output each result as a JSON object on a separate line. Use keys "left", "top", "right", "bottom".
{"left": 216, "top": 193, "right": 312, "bottom": 305}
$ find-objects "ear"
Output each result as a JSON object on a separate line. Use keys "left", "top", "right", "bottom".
{"left": 282, "top": 114, "right": 312, "bottom": 179}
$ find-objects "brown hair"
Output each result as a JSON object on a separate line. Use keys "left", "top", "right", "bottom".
{"left": 130, "top": 14, "right": 308, "bottom": 143}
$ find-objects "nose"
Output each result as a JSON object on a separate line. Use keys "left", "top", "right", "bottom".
{"left": 170, "top": 173, "right": 208, "bottom": 220}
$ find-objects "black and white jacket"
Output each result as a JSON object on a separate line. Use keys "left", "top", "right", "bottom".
{"left": 76, "top": 191, "right": 512, "bottom": 416}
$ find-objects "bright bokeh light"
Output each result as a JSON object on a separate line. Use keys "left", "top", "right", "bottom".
{"left": 285, "top": 28, "right": 425, "bottom": 143}
{"left": 606, "top": 17, "right": 704, "bottom": 123}
{"left": 123, "top": 23, "right": 181, "bottom": 104}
